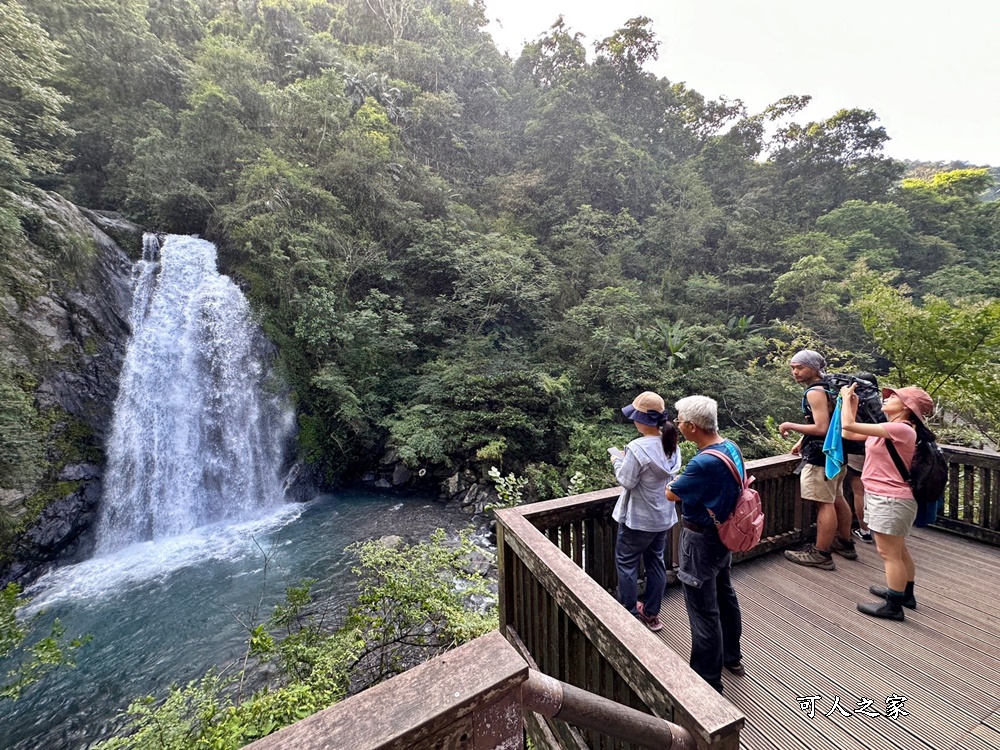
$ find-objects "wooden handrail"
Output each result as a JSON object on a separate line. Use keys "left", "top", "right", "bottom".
{"left": 244, "top": 631, "right": 702, "bottom": 750}
{"left": 522, "top": 669, "right": 696, "bottom": 750}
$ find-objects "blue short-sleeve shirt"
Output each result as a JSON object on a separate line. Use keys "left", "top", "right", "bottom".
{"left": 669, "top": 440, "right": 744, "bottom": 527}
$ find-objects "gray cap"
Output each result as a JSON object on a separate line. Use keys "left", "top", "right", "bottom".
{"left": 790, "top": 349, "right": 826, "bottom": 375}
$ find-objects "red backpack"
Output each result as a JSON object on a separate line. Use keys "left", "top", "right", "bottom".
{"left": 701, "top": 448, "right": 765, "bottom": 552}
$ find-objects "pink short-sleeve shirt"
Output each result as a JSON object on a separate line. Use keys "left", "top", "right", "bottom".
{"left": 862, "top": 422, "right": 917, "bottom": 500}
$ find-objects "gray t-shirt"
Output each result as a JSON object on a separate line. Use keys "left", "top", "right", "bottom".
{"left": 611, "top": 435, "right": 681, "bottom": 532}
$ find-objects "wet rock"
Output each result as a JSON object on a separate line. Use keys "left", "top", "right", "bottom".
{"left": 281, "top": 460, "right": 319, "bottom": 503}
{"left": 0, "top": 191, "right": 133, "bottom": 584}
{"left": 57, "top": 463, "right": 102, "bottom": 482}
{"left": 454, "top": 484, "right": 497, "bottom": 516}
{"left": 391, "top": 464, "right": 413, "bottom": 486}
{"left": 1, "top": 480, "right": 102, "bottom": 588}
{"left": 80, "top": 209, "right": 143, "bottom": 258}
{"left": 443, "top": 473, "right": 461, "bottom": 497}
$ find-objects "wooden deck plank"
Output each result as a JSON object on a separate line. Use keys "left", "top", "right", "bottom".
{"left": 740, "top": 558, "right": 1000, "bottom": 699}
{"left": 767, "top": 556, "right": 1000, "bottom": 682}
{"left": 657, "top": 617, "right": 830, "bottom": 750}
{"left": 660, "top": 591, "right": 948, "bottom": 750}
{"left": 972, "top": 724, "right": 1000, "bottom": 746}
{"left": 652, "top": 527, "right": 1000, "bottom": 750}
{"left": 985, "top": 708, "right": 1000, "bottom": 732}
{"left": 744, "top": 549, "right": 1000, "bottom": 686}
{"left": 736, "top": 569, "right": 998, "bottom": 717}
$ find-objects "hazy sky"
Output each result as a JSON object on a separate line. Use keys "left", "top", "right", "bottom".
{"left": 484, "top": 1, "right": 999, "bottom": 166}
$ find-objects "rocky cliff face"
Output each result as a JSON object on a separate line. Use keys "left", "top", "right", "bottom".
{"left": 0, "top": 189, "right": 137, "bottom": 585}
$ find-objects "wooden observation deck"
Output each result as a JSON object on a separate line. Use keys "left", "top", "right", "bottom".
{"left": 494, "top": 446, "right": 1000, "bottom": 750}
{"left": 252, "top": 446, "right": 1000, "bottom": 749}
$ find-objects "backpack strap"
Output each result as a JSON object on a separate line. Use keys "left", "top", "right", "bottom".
{"left": 884, "top": 437, "right": 911, "bottom": 482}
{"left": 702, "top": 443, "right": 747, "bottom": 488}
{"left": 801, "top": 382, "right": 836, "bottom": 424}
{"left": 702, "top": 448, "right": 746, "bottom": 487}
{"left": 701, "top": 446, "right": 747, "bottom": 525}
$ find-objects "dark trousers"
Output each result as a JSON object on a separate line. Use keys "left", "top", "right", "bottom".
{"left": 678, "top": 527, "right": 743, "bottom": 692}
{"left": 616, "top": 524, "right": 668, "bottom": 617}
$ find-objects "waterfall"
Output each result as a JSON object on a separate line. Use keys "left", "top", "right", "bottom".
{"left": 95, "top": 234, "right": 292, "bottom": 554}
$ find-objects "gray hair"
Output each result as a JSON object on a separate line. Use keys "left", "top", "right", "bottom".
{"left": 674, "top": 395, "right": 719, "bottom": 432}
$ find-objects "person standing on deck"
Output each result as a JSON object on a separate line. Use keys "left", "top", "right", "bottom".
{"left": 779, "top": 350, "right": 857, "bottom": 569}
{"left": 610, "top": 391, "right": 681, "bottom": 633}
{"left": 841, "top": 383, "right": 932, "bottom": 620}
{"left": 666, "top": 395, "right": 745, "bottom": 694}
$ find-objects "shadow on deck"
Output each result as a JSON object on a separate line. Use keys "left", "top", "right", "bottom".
{"left": 656, "top": 525, "right": 1000, "bottom": 750}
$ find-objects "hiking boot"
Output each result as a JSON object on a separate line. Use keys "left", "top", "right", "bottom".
{"left": 852, "top": 528, "right": 874, "bottom": 544}
{"left": 869, "top": 585, "right": 917, "bottom": 609}
{"left": 857, "top": 599, "right": 905, "bottom": 620}
{"left": 831, "top": 536, "right": 858, "bottom": 560}
{"left": 784, "top": 544, "right": 836, "bottom": 570}
{"left": 635, "top": 602, "right": 663, "bottom": 632}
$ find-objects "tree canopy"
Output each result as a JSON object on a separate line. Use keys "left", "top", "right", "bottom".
{"left": 3, "top": 0, "right": 998, "bottom": 490}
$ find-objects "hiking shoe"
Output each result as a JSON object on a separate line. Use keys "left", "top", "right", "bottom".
{"left": 857, "top": 599, "right": 905, "bottom": 620}
{"left": 725, "top": 661, "right": 746, "bottom": 676}
{"left": 636, "top": 602, "right": 663, "bottom": 632}
{"left": 852, "top": 528, "right": 874, "bottom": 544}
{"left": 869, "top": 585, "right": 917, "bottom": 609}
{"left": 784, "top": 544, "right": 836, "bottom": 570}
{"left": 831, "top": 536, "right": 858, "bottom": 560}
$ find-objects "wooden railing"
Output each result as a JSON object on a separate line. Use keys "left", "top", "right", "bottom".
{"left": 939, "top": 445, "right": 1000, "bottom": 545}
{"left": 246, "top": 445, "right": 998, "bottom": 750}
{"left": 496, "top": 445, "right": 999, "bottom": 750}
{"left": 245, "top": 630, "right": 697, "bottom": 750}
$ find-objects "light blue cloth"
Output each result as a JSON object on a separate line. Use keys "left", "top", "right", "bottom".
{"left": 823, "top": 396, "right": 846, "bottom": 480}
{"left": 611, "top": 435, "right": 681, "bottom": 532}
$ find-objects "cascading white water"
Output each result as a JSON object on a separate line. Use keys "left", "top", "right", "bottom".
{"left": 95, "top": 234, "right": 292, "bottom": 554}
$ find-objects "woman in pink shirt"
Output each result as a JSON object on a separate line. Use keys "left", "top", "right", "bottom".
{"left": 840, "top": 383, "right": 934, "bottom": 621}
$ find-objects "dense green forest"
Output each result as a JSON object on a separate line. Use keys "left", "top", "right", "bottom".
{"left": 3, "top": 0, "right": 999, "bottom": 502}
{"left": 3, "top": 1, "right": 1000, "bottom": 746}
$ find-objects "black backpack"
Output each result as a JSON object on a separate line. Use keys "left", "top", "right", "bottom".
{"left": 885, "top": 422, "right": 948, "bottom": 509}
{"left": 824, "top": 373, "right": 887, "bottom": 424}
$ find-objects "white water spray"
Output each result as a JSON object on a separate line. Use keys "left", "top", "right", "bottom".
{"left": 95, "top": 234, "right": 292, "bottom": 554}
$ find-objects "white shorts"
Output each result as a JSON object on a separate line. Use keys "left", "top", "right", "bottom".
{"left": 864, "top": 492, "right": 918, "bottom": 537}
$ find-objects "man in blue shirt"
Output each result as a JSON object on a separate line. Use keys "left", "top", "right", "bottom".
{"left": 666, "top": 395, "right": 745, "bottom": 693}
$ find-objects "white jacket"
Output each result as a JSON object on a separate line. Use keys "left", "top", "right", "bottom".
{"left": 611, "top": 435, "right": 681, "bottom": 532}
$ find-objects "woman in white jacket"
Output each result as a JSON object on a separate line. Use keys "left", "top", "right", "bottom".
{"left": 610, "top": 391, "right": 682, "bottom": 632}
